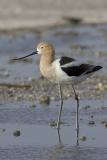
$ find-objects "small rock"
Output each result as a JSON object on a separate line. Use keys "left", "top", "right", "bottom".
{"left": 2, "top": 129, "right": 6, "bottom": 132}
{"left": 28, "top": 94, "right": 34, "bottom": 100}
{"left": 90, "top": 115, "right": 94, "bottom": 118}
{"left": 13, "top": 130, "right": 21, "bottom": 137}
{"left": 3, "top": 71, "right": 10, "bottom": 77}
{"left": 83, "top": 105, "right": 91, "bottom": 110}
{"left": 0, "top": 70, "right": 10, "bottom": 78}
{"left": 49, "top": 121, "right": 65, "bottom": 127}
{"left": 39, "top": 95, "right": 50, "bottom": 105}
{"left": 104, "top": 123, "right": 107, "bottom": 128}
{"left": 49, "top": 121, "right": 57, "bottom": 127}
{"left": 80, "top": 136, "right": 87, "bottom": 141}
{"left": 95, "top": 83, "right": 104, "bottom": 91}
{"left": 30, "top": 104, "right": 36, "bottom": 108}
{"left": 0, "top": 128, "right": 5, "bottom": 132}
{"left": 101, "top": 106, "right": 107, "bottom": 110}
{"left": 63, "top": 16, "right": 82, "bottom": 24}
{"left": 101, "top": 121, "right": 107, "bottom": 124}
{"left": 88, "top": 121, "right": 95, "bottom": 125}
{"left": 27, "top": 77, "right": 35, "bottom": 82}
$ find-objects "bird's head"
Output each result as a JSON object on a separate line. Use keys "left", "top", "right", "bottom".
{"left": 36, "top": 42, "right": 55, "bottom": 56}
{"left": 12, "top": 42, "right": 55, "bottom": 60}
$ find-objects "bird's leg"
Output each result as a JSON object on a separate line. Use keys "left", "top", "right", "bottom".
{"left": 72, "top": 85, "right": 79, "bottom": 145}
{"left": 57, "top": 83, "right": 63, "bottom": 131}
{"left": 57, "top": 127, "right": 62, "bottom": 144}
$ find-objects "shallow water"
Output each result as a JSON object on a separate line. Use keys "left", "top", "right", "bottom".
{"left": 0, "top": 99, "right": 107, "bottom": 159}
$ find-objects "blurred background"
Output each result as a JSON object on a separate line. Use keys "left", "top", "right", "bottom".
{"left": 0, "top": 0, "right": 107, "bottom": 30}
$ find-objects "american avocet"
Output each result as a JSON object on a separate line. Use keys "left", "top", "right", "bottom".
{"left": 13, "top": 42, "right": 102, "bottom": 140}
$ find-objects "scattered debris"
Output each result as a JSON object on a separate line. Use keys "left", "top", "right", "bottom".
{"left": 90, "top": 115, "right": 94, "bottom": 118}
{"left": 63, "top": 16, "right": 82, "bottom": 24}
{"left": 80, "top": 136, "right": 87, "bottom": 141}
{"left": 2, "top": 129, "right": 6, "bottom": 132}
{"left": 95, "top": 82, "right": 104, "bottom": 91}
{"left": 101, "top": 121, "right": 107, "bottom": 128}
{"left": 49, "top": 121, "right": 57, "bottom": 127}
{"left": 104, "top": 123, "right": 107, "bottom": 128}
{"left": 30, "top": 104, "right": 36, "bottom": 108}
{"left": 88, "top": 121, "right": 95, "bottom": 125}
{"left": 0, "top": 128, "right": 6, "bottom": 133}
{"left": 13, "top": 130, "right": 21, "bottom": 137}
{"left": 39, "top": 95, "right": 50, "bottom": 105}
{"left": 49, "top": 120, "right": 65, "bottom": 127}
{"left": 101, "top": 121, "right": 107, "bottom": 124}
{"left": 83, "top": 105, "right": 91, "bottom": 110}
{"left": 0, "top": 69, "right": 10, "bottom": 78}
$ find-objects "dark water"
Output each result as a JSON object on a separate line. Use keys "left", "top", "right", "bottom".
{"left": 0, "top": 23, "right": 107, "bottom": 159}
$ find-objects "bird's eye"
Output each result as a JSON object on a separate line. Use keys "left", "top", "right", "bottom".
{"left": 41, "top": 46, "right": 44, "bottom": 49}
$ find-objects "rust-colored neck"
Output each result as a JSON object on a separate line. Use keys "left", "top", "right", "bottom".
{"left": 40, "top": 50, "right": 55, "bottom": 78}
{"left": 40, "top": 50, "right": 55, "bottom": 66}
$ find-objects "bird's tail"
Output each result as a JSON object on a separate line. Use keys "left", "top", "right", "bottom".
{"left": 92, "top": 66, "right": 103, "bottom": 72}
{"left": 86, "top": 65, "right": 102, "bottom": 74}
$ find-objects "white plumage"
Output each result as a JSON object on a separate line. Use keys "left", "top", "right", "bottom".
{"left": 52, "top": 57, "right": 102, "bottom": 85}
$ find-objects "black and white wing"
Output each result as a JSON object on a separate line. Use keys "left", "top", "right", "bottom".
{"left": 60, "top": 56, "right": 102, "bottom": 77}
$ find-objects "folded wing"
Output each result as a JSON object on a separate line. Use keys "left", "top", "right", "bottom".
{"left": 60, "top": 57, "right": 102, "bottom": 77}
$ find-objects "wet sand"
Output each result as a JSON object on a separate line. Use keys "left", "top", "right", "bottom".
{"left": 0, "top": 75, "right": 106, "bottom": 103}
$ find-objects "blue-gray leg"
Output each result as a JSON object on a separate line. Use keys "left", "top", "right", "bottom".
{"left": 57, "top": 83, "right": 63, "bottom": 131}
{"left": 72, "top": 85, "right": 79, "bottom": 146}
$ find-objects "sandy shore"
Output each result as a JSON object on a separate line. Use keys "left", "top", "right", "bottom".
{"left": 1, "top": 0, "right": 107, "bottom": 30}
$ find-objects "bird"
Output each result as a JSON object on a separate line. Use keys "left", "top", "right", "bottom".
{"left": 13, "top": 42, "right": 102, "bottom": 143}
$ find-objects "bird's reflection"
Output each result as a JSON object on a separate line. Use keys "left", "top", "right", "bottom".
{"left": 57, "top": 128, "right": 62, "bottom": 145}
{"left": 57, "top": 127, "right": 79, "bottom": 146}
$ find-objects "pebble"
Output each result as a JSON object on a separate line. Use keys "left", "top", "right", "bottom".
{"left": 49, "top": 121, "right": 57, "bottom": 127}
{"left": 2, "top": 129, "right": 6, "bottom": 132}
{"left": 83, "top": 105, "right": 91, "bottom": 110}
{"left": 13, "top": 130, "right": 21, "bottom": 137}
{"left": 27, "top": 77, "right": 35, "bottom": 82}
{"left": 88, "top": 120, "right": 95, "bottom": 125}
{"left": 90, "top": 115, "right": 94, "bottom": 118}
{"left": 0, "top": 70, "right": 10, "bottom": 78}
{"left": 49, "top": 120, "right": 65, "bottom": 127}
{"left": 39, "top": 95, "right": 50, "bottom": 105}
{"left": 30, "top": 104, "right": 36, "bottom": 108}
{"left": 95, "top": 82, "right": 104, "bottom": 91}
{"left": 80, "top": 136, "right": 87, "bottom": 141}
{"left": 104, "top": 123, "right": 107, "bottom": 128}
{"left": 101, "top": 121, "right": 107, "bottom": 124}
{"left": 0, "top": 128, "right": 6, "bottom": 132}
